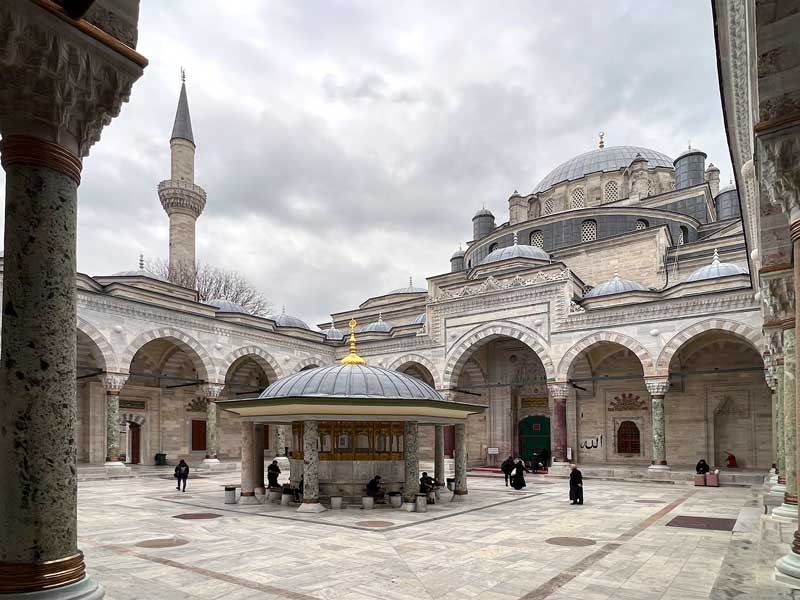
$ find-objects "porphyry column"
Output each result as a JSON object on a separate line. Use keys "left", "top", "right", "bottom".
{"left": 646, "top": 378, "right": 671, "bottom": 471}
{"left": 548, "top": 382, "right": 569, "bottom": 463}
{"left": 434, "top": 425, "right": 445, "bottom": 486}
{"left": 404, "top": 422, "right": 420, "bottom": 504}
{"left": 297, "top": 421, "right": 325, "bottom": 513}
{"left": 775, "top": 329, "right": 797, "bottom": 521}
{"left": 238, "top": 422, "right": 259, "bottom": 505}
{"left": 253, "top": 424, "right": 265, "bottom": 495}
{"left": 452, "top": 423, "right": 468, "bottom": 502}
{"left": 103, "top": 374, "right": 128, "bottom": 467}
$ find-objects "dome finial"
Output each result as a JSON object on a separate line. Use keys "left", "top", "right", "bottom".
{"left": 138, "top": 254, "right": 144, "bottom": 270}
{"left": 613, "top": 271, "right": 620, "bottom": 280}
{"left": 598, "top": 131, "right": 605, "bottom": 149}
{"left": 341, "top": 319, "right": 367, "bottom": 365}
{"left": 513, "top": 231, "right": 519, "bottom": 246}
{"left": 688, "top": 139, "right": 691, "bottom": 150}
{"left": 409, "top": 276, "right": 413, "bottom": 288}
{"left": 712, "top": 248, "right": 720, "bottom": 264}
{"left": 281, "top": 305, "right": 286, "bottom": 314}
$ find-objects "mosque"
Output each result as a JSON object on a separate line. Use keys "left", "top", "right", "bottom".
{"left": 17, "top": 78, "right": 767, "bottom": 477}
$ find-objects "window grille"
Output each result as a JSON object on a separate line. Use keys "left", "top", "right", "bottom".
{"left": 678, "top": 226, "right": 688, "bottom": 245}
{"left": 604, "top": 180, "right": 619, "bottom": 203}
{"left": 544, "top": 198, "right": 554, "bottom": 215}
{"left": 647, "top": 179, "right": 654, "bottom": 197}
{"left": 488, "top": 243, "right": 498, "bottom": 253}
{"left": 581, "top": 220, "right": 597, "bottom": 243}
{"left": 530, "top": 230, "right": 544, "bottom": 248}
{"left": 617, "top": 421, "right": 641, "bottom": 454}
{"left": 571, "top": 188, "right": 585, "bottom": 209}
{"left": 635, "top": 219, "right": 648, "bottom": 231}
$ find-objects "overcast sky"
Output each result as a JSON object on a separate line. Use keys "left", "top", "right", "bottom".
{"left": 1, "top": 1, "right": 733, "bottom": 328}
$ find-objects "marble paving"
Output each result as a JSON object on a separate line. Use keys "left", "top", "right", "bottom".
{"left": 76, "top": 473, "right": 795, "bottom": 599}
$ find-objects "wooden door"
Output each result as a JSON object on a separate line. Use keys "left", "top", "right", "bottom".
{"left": 191, "top": 419, "right": 206, "bottom": 452}
{"left": 130, "top": 423, "right": 141, "bottom": 465}
{"left": 518, "top": 416, "right": 550, "bottom": 464}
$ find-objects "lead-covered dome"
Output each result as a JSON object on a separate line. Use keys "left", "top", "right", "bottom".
{"left": 585, "top": 273, "right": 648, "bottom": 298}
{"left": 322, "top": 321, "right": 344, "bottom": 340}
{"left": 260, "top": 364, "right": 444, "bottom": 401}
{"left": 207, "top": 298, "right": 248, "bottom": 314}
{"left": 481, "top": 238, "right": 549, "bottom": 264}
{"left": 389, "top": 277, "right": 426, "bottom": 294}
{"left": 363, "top": 314, "right": 393, "bottom": 333}
{"left": 533, "top": 146, "right": 674, "bottom": 194}
{"left": 687, "top": 250, "right": 748, "bottom": 282}
{"left": 269, "top": 307, "right": 311, "bottom": 330}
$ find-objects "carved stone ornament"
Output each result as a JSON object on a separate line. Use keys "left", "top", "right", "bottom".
{"left": 645, "top": 378, "right": 670, "bottom": 397}
{"left": 608, "top": 393, "right": 647, "bottom": 411}
{"left": 760, "top": 130, "right": 800, "bottom": 218}
{"left": 432, "top": 270, "right": 570, "bottom": 303}
{"left": 569, "top": 300, "right": 585, "bottom": 314}
{"left": 760, "top": 271, "right": 795, "bottom": 321}
{"left": 200, "top": 383, "right": 224, "bottom": 400}
{"left": 186, "top": 396, "right": 209, "bottom": 412}
{"left": 547, "top": 382, "right": 570, "bottom": 400}
{"left": 102, "top": 372, "right": 128, "bottom": 394}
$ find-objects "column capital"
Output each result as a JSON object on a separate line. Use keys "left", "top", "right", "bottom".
{"left": 645, "top": 377, "right": 670, "bottom": 397}
{"left": 547, "top": 381, "right": 570, "bottom": 400}
{"left": 758, "top": 126, "right": 800, "bottom": 228}
{"left": 200, "top": 382, "right": 225, "bottom": 400}
{"left": 102, "top": 372, "right": 128, "bottom": 395}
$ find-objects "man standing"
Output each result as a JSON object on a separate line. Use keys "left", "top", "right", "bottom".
{"left": 174, "top": 459, "right": 190, "bottom": 492}
{"left": 500, "top": 456, "right": 515, "bottom": 487}
{"left": 569, "top": 464, "right": 583, "bottom": 505}
{"left": 267, "top": 459, "right": 281, "bottom": 488}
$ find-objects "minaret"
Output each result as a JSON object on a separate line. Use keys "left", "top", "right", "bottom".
{"left": 158, "top": 70, "right": 207, "bottom": 278}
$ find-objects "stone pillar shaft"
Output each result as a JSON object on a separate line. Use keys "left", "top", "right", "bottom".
{"left": 434, "top": 425, "right": 445, "bottom": 485}
{"left": 646, "top": 378, "right": 670, "bottom": 469}
{"left": 206, "top": 402, "right": 218, "bottom": 458}
{"left": 777, "top": 362, "right": 787, "bottom": 482}
{"left": 404, "top": 422, "right": 419, "bottom": 502}
{"left": 277, "top": 425, "right": 287, "bottom": 456}
{"left": 453, "top": 423, "right": 468, "bottom": 500}
{"left": 785, "top": 329, "right": 797, "bottom": 505}
{"left": 303, "top": 421, "right": 320, "bottom": 503}
{"left": 240, "top": 422, "right": 255, "bottom": 497}
{"left": 105, "top": 394, "right": 121, "bottom": 462}
{"left": 253, "top": 424, "right": 265, "bottom": 494}
{"left": 548, "top": 383, "right": 569, "bottom": 462}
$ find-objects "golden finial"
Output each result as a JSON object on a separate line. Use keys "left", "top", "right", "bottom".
{"left": 341, "top": 318, "right": 367, "bottom": 365}
{"left": 598, "top": 131, "right": 605, "bottom": 149}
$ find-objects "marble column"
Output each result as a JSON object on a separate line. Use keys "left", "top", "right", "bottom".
{"left": 239, "top": 422, "right": 259, "bottom": 505}
{"left": 103, "top": 374, "right": 128, "bottom": 467}
{"left": 775, "top": 329, "right": 798, "bottom": 520}
{"left": 548, "top": 382, "right": 569, "bottom": 463}
{"left": 645, "top": 378, "right": 670, "bottom": 470}
{"left": 452, "top": 423, "right": 468, "bottom": 502}
{"left": 277, "top": 425, "right": 287, "bottom": 456}
{"left": 404, "top": 422, "right": 420, "bottom": 503}
{"left": 202, "top": 383, "right": 224, "bottom": 464}
{"left": 775, "top": 359, "right": 787, "bottom": 492}
{"left": 434, "top": 424, "right": 445, "bottom": 486}
{"left": 298, "top": 420, "right": 325, "bottom": 512}
{"left": 253, "top": 424, "right": 265, "bottom": 495}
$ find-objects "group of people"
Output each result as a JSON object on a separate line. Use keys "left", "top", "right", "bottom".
{"left": 500, "top": 456, "right": 584, "bottom": 504}
{"left": 366, "top": 472, "right": 438, "bottom": 503}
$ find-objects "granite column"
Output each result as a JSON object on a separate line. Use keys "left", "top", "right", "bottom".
{"left": 547, "top": 383, "right": 569, "bottom": 463}
{"left": 298, "top": 421, "right": 325, "bottom": 512}
{"left": 776, "top": 329, "right": 797, "bottom": 520}
{"left": 434, "top": 424, "right": 445, "bottom": 486}
{"left": 239, "top": 422, "right": 259, "bottom": 504}
{"left": 253, "top": 424, "right": 265, "bottom": 495}
{"left": 103, "top": 374, "right": 128, "bottom": 467}
{"left": 646, "top": 378, "right": 670, "bottom": 470}
{"left": 452, "top": 423, "right": 468, "bottom": 502}
{"left": 775, "top": 359, "right": 787, "bottom": 492}
{"left": 403, "top": 422, "right": 420, "bottom": 503}
{"left": 202, "top": 383, "right": 223, "bottom": 465}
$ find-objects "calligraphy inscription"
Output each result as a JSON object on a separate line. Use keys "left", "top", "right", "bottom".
{"left": 579, "top": 434, "right": 603, "bottom": 450}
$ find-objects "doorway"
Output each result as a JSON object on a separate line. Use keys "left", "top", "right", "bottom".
{"left": 518, "top": 416, "right": 551, "bottom": 464}
{"left": 129, "top": 422, "right": 141, "bottom": 464}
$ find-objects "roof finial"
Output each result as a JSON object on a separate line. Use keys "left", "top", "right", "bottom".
{"left": 712, "top": 248, "right": 720, "bottom": 264}
{"left": 378, "top": 311, "right": 383, "bottom": 323}
{"left": 409, "top": 276, "right": 413, "bottom": 288}
{"left": 598, "top": 131, "right": 605, "bottom": 149}
{"left": 613, "top": 271, "right": 620, "bottom": 279}
{"left": 138, "top": 254, "right": 144, "bottom": 270}
{"left": 341, "top": 319, "right": 367, "bottom": 365}
{"left": 513, "top": 231, "right": 519, "bottom": 245}
{"left": 281, "top": 305, "right": 286, "bottom": 314}
{"left": 181, "top": 67, "right": 186, "bottom": 83}
{"left": 688, "top": 139, "right": 691, "bottom": 150}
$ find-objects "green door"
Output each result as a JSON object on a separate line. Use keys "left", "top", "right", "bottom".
{"left": 519, "top": 416, "right": 551, "bottom": 463}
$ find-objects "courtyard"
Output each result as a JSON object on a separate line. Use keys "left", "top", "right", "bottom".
{"left": 78, "top": 473, "right": 789, "bottom": 600}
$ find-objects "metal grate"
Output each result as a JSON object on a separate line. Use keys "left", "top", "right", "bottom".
{"left": 581, "top": 220, "right": 597, "bottom": 243}
{"left": 544, "top": 198, "right": 554, "bottom": 215}
{"left": 530, "top": 230, "right": 544, "bottom": 248}
{"left": 636, "top": 219, "right": 648, "bottom": 231}
{"left": 571, "top": 187, "right": 586, "bottom": 208}
{"left": 604, "top": 180, "right": 619, "bottom": 202}
{"left": 666, "top": 516, "right": 736, "bottom": 531}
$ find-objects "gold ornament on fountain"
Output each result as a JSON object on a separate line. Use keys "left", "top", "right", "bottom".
{"left": 341, "top": 318, "right": 367, "bottom": 365}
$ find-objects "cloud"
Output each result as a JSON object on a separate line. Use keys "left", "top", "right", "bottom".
{"left": 0, "top": 1, "right": 733, "bottom": 327}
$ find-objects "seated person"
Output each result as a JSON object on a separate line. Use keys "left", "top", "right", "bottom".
{"left": 292, "top": 475, "right": 304, "bottom": 502}
{"left": 725, "top": 451, "right": 738, "bottom": 468}
{"left": 366, "top": 475, "right": 385, "bottom": 503}
{"left": 695, "top": 459, "right": 710, "bottom": 475}
{"left": 419, "top": 472, "right": 435, "bottom": 494}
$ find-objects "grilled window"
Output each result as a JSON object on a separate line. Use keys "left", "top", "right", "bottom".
{"left": 617, "top": 421, "right": 641, "bottom": 454}
{"left": 635, "top": 219, "right": 648, "bottom": 231}
{"left": 530, "top": 230, "right": 544, "bottom": 248}
{"left": 581, "top": 220, "right": 597, "bottom": 243}
{"left": 571, "top": 188, "right": 585, "bottom": 209}
{"left": 604, "top": 180, "right": 619, "bottom": 203}
{"left": 544, "top": 198, "right": 554, "bottom": 215}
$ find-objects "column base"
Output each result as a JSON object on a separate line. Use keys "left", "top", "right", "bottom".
{"left": 296, "top": 501, "right": 326, "bottom": 513}
{"left": 238, "top": 494, "right": 262, "bottom": 505}
{"left": 450, "top": 491, "right": 468, "bottom": 503}
{"left": 771, "top": 484, "right": 788, "bottom": 497}
{"left": 402, "top": 502, "right": 417, "bottom": 512}
{"left": 773, "top": 503, "right": 799, "bottom": 522}
{"left": 202, "top": 458, "right": 220, "bottom": 465}
{"left": 647, "top": 464, "right": 670, "bottom": 472}
{"left": 103, "top": 461, "right": 125, "bottom": 468}
{"left": 254, "top": 486, "right": 266, "bottom": 496}
{"left": 1, "top": 575, "right": 104, "bottom": 599}
{"left": 775, "top": 552, "right": 800, "bottom": 587}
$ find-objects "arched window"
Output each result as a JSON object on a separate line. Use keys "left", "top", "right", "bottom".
{"left": 635, "top": 219, "right": 648, "bottom": 231}
{"left": 570, "top": 188, "right": 585, "bottom": 209}
{"left": 646, "top": 179, "right": 654, "bottom": 197}
{"left": 530, "top": 230, "right": 544, "bottom": 248}
{"left": 544, "top": 198, "right": 554, "bottom": 215}
{"left": 581, "top": 220, "right": 597, "bottom": 243}
{"left": 678, "top": 226, "right": 688, "bottom": 245}
{"left": 488, "top": 243, "right": 498, "bottom": 253}
{"left": 617, "top": 421, "right": 641, "bottom": 454}
{"left": 604, "top": 180, "right": 619, "bottom": 203}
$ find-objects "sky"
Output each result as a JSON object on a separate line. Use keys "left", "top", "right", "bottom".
{"left": 0, "top": 1, "right": 733, "bottom": 329}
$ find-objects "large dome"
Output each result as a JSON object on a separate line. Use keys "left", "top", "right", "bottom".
{"left": 533, "top": 146, "right": 674, "bottom": 194}
{"left": 260, "top": 364, "right": 444, "bottom": 401}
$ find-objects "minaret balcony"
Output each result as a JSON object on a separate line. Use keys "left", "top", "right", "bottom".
{"left": 158, "top": 179, "right": 207, "bottom": 217}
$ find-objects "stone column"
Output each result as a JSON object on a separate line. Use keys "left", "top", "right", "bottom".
{"left": 103, "top": 374, "right": 128, "bottom": 467}
{"left": 253, "top": 424, "right": 265, "bottom": 495}
{"left": 434, "top": 425, "right": 445, "bottom": 486}
{"left": 298, "top": 420, "right": 325, "bottom": 512}
{"left": 403, "top": 422, "right": 420, "bottom": 504}
{"left": 201, "top": 383, "right": 224, "bottom": 465}
{"left": 238, "top": 422, "right": 259, "bottom": 505}
{"left": 775, "top": 329, "right": 798, "bottom": 520}
{"left": 775, "top": 359, "right": 787, "bottom": 492}
{"left": 277, "top": 425, "right": 287, "bottom": 456}
{"left": 0, "top": 3, "right": 144, "bottom": 597}
{"left": 548, "top": 382, "right": 569, "bottom": 463}
{"left": 645, "top": 378, "right": 670, "bottom": 471}
{"left": 452, "top": 422, "right": 468, "bottom": 502}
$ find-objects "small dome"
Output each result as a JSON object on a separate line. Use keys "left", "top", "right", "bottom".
{"left": 363, "top": 314, "right": 393, "bottom": 333}
{"left": 473, "top": 207, "right": 494, "bottom": 219}
{"left": 207, "top": 298, "right": 248, "bottom": 314}
{"left": 674, "top": 147, "right": 707, "bottom": 161}
{"left": 705, "top": 162, "right": 720, "bottom": 173}
{"left": 413, "top": 312, "right": 426, "bottom": 325}
{"left": 481, "top": 234, "right": 549, "bottom": 264}
{"left": 269, "top": 307, "right": 311, "bottom": 330}
{"left": 585, "top": 273, "right": 648, "bottom": 298}
{"left": 716, "top": 182, "right": 737, "bottom": 196}
{"left": 687, "top": 249, "right": 748, "bottom": 282}
{"left": 110, "top": 255, "right": 168, "bottom": 282}
{"left": 322, "top": 320, "right": 345, "bottom": 340}
{"left": 389, "top": 277, "right": 426, "bottom": 294}
{"left": 451, "top": 248, "right": 465, "bottom": 259}
{"left": 260, "top": 364, "right": 444, "bottom": 401}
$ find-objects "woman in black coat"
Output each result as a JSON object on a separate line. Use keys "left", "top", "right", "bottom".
{"left": 695, "top": 459, "right": 710, "bottom": 475}
{"left": 569, "top": 464, "right": 583, "bottom": 505}
{"left": 511, "top": 459, "right": 529, "bottom": 490}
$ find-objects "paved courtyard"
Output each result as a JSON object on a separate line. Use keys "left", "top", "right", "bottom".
{"left": 78, "top": 473, "right": 794, "bottom": 599}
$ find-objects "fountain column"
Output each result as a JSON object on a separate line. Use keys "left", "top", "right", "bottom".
{"left": 452, "top": 423, "right": 468, "bottom": 502}
{"left": 404, "top": 422, "right": 420, "bottom": 504}
{"left": 239, "top": 422, "right": 259, "bottom": 505}
{"left": 434, "top": 425, "right": 445, "bottom": 486}
{"left": 297, "top": 421, "right": 325, "bottom": 512}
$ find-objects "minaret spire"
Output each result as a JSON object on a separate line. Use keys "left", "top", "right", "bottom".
{"left": 171, "top": 71, "right": 194, "bottom": 145}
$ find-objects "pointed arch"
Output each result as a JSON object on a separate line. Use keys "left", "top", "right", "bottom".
{"left": 556, "top": 331, "right": 655, "bottom": 380}
{"left": 442, "top": 321, "right": 555, "bottom": 390}
{"left": 293, "top": 358, "right": 324, "bottom": 373}
{"left": 77, "top": 316, "right": 118, "bottom": 373}
{"left": 387, "top": 354, "right": 442, "bottom": 388}
{"left": 655, "top": 318, "right": 764, "bottom": 375}
{"left": 120, "top": 327, "right": 215, "bottom": 380}
{"left": 221, "top": 345, "right": 283, "bottom": 383}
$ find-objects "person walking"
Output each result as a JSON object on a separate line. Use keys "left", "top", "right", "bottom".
{"left": 500, "top": 456, "right": 515, "bottom": 487}
{"left": 267, "top": 459, "right": 281, "bottom": 488}
{"left": 174, "top": 459, "right": 190, "bottom": 492}
{"left": 511, "top": 458, "right": 529, "bottom": 490}
{"left": 569, "top": 464, "right": 583, "bottom": 505}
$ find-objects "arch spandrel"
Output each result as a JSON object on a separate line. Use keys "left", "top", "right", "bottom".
{"left": 556, "top": 331, "right": 656, "bottom": 380}
{"left": 442, "top": 320, "right": 555, "bottom": 389}
{"left": 77, "top": 316, "right": 118, "bottom": 373}
{"left": 120, "top": 327, "right": 215, "bottom": 381}
{"left": 220, "top": 345, "right": 283, "bottom": 383}
{"left": 386, "top": 354, "right": 442, "bottom": 389}
{"left": 655, "top": 319, "right": 764, "bottom": 375}
{"left": 293, "top": 358, "right": 325, "bottom": 373}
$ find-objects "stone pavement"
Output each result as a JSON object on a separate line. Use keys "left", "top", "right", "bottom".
{"left": 76, "top": 473, "right": 795, "bottom": 599}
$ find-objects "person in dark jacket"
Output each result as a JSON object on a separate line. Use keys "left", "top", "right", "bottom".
{"left": 569, "top": 464, "right": 583, "bottom": 505}
{"left": 511, "top": 459, "right": 529, "bottom": 490}
{"left": 174, "top": 459, "right": 189, "bottom": 492}
{"left": 366, "top": 475, "right": 385, "bottom": 503}
{"left": 267, "top": 460, "right": 281, "bottom": 488}
{"left": 695, "top": 459, "right": 710, "bottom": 475}
{"left": 500, "top": 456, "right": 515, "bottom": 487}
{"left": 419, "top": 472, "right": 435, "bottom": 494}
